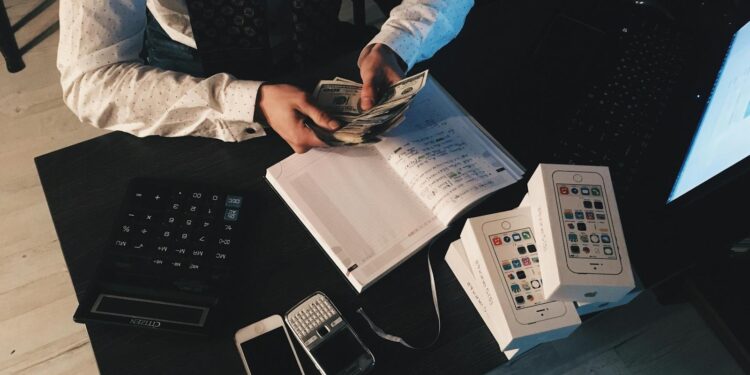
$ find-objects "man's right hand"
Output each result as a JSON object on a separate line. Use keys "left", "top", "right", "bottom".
{"left": 257, "top": 84, "right": 340, "bottom": 153}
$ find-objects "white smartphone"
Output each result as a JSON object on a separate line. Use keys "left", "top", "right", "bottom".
{"left": 235, "top": 315, "right": 305, "bottom": 375}
{"left": 552, "top": 170, "right": 623, "bottom": 275}
{"left": 285, "top": 292, "right": 375, "bottom": 375}
{"left": 481, "top": 214, "right": 568, "bottom": 324}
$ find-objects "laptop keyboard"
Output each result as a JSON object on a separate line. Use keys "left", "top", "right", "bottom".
{"left": 554, "top": 20, "right": 686, "bottom": 199}
{"left": 105, "top": 178, "right": 244, "bottom": 294}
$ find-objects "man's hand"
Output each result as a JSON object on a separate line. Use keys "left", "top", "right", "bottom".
{"left": 257, "top": 84, "right": 339, "bottom": 153}
{"left": 358, "top": 43, "right": 405, "bottom": 111}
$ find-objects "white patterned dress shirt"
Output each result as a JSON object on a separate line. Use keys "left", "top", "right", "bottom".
{"left": 57, "top": 0, "right": 474, "bottom": 142}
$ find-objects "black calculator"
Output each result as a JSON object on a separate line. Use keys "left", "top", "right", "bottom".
{"left": 74, "top": 178, "right": 247, "bottom": 335}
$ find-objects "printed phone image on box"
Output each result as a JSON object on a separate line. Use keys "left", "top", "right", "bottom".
{"left": 445, "top": 240, "right": 541, "bottom": 361}
{"left": 460, "top": 207, "right": 580, "bottom": 350}
{"left": 555, "top": 174, "right": 620, "bottom": 273}
{"left": 527, "top": 164, "right": 635, "bottom": 302}
{"left": 485, "top": 224, "right": 565, "bottom": 323}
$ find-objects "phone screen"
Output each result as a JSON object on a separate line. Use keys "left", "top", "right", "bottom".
{"left": 487, "top": 227, "right": 546, "bottom": 309}
{"left": 310, "top": 328, "right": 370, "bottom": 374}
{"left": 240, "top": 327, "right": 301, "bottom": 375}
{"left": 555, "top": 183, "right": 618, "bottom": 261}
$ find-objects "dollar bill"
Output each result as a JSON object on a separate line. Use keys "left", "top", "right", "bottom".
{"left": 313, "top": 81, "right": 363, "bottom": 116}
{"left": 310, "top": 70, "right": 429, "bottom": 146}
{"left": 376, "top": 70, "right": 428, "bottom": 106}
{"left": 333, "top": 77, "right": 361, "bottom": 85}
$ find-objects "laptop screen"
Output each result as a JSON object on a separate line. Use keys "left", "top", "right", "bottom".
{"left": 668, "top": 21, "right": 750, "bottom": 203}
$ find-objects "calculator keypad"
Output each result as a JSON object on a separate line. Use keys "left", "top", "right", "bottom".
{"left": 107, "top": 180, "right": 245, "bottom": 293}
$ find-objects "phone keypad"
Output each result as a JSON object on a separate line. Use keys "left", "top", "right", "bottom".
{"left": 288, "top": 294, "right": 342, "bottom": 348}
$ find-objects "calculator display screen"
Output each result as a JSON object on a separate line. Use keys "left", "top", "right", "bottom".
{"left": 311, "top": 328, "right": 369, "bottom": 374}
{"left": 241, "top": 328, "right": 301, "bottom": 375}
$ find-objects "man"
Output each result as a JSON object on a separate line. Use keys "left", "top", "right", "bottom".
{"left": 57, "top": 0, "right": 473, "bottom": 153}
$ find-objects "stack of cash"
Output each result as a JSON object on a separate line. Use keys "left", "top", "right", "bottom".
{"left": 309, "top": 70, "right": 429, "bottom": 145}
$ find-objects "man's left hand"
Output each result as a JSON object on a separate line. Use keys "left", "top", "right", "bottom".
{"left": 358, "top": 43, "right": 405, "bottom": 111}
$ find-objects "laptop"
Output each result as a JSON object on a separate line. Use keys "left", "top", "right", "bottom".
{"left": 482, "top": 0, "right": 746, "bottom": 282}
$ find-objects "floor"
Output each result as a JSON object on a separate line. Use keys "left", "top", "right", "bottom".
{"left": 0, "top": 0, "right": 744, "bottom": 374}
{"left": 1, "top": 0, "right": 104, "bottom": 374}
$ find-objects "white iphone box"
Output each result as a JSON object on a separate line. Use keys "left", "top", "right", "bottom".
{"left": 460, "top": 207, "right": 580, "bottom": 351}
{"left": 445, "top": 240, "right": 539, "bottom": 360}
{"left": 575, "top": 270, "right": 643, "bottom": 315}
{"left": 519, "top": 193, "right": 530, "bottom": 208}
{"left": 526, "top": 164, "right": 635, "bottom": 302}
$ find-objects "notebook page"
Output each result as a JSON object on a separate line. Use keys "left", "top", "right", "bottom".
{"left": 266, "top": 145, "right": 445, "bottom": 291}
{"left": 374, "top": 79, "right": 524, "bottom": 225}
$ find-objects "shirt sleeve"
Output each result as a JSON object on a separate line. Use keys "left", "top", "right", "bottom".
{"left": 57, "top": 0, "right": 266, "bottom": 142}
{"left": 364, "top": 0, "right": 474, "bottom": 71}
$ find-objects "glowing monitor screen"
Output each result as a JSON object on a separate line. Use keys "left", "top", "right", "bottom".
{"left": 669, "top": 21, "right": 750, "bottom": 203}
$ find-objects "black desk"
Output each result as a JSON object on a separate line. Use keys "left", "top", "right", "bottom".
{"left": 35, "top": 47, "right": 536, "bottom": 373}
{"left": 35, "top": 108, "right": 529, "bottom": 375}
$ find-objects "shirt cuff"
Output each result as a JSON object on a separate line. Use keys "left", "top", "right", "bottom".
{"left": 363, "top": 26, "right": 422, "bottom": 72}
{"left": 220, "top": 79, "right": 267, "bottom": 142}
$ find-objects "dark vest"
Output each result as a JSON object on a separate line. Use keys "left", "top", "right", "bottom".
{"left": 142, "top": 0, "right": 376, "bottom": 80}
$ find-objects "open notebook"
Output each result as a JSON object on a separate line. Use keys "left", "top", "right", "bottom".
{"left": 266, "top": 78, "right": 524, "bottom": 292}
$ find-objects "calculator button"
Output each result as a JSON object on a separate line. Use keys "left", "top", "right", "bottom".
{"left": 131, "top": 240, "right": 148, "bottom": 251}
{"left": 170, "top": 189, "right": 187, "bottom": 202}
{"left": 225, "top": 195, "right": 243, "bottom": 208}
{"left": 196, "top": 231, "right": 215, "bottom": 245}
{"left": 331, "top": 317, "right": 343, "bottom": 327}
{"left": 132, "top": 187, "right": 168, "bottom": 208}
{"left": 142, "top": 212, "right": 159, "bottom": 224}
{"left": 204, "top": 206, "right": 218, "bottom": 218}
{"left": 181, "top": 216, "right": 197, "bottom": 228}
{"left": 210, "top": 266, "right": 229, "bottom": 282}
{"left": 144, "top": 192, "right": 168, "bottom": 210}
{"left": 217, "top": 237, "right": 232, "bottom": 248}
{"left": 110, "top": 254, "right": 137, "bottom": 270}
{"left": 155, "top": 244, "right": 170, "bottom": 253}
{"left": 223, "top": 209, "right": 240, "bottom": 222}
